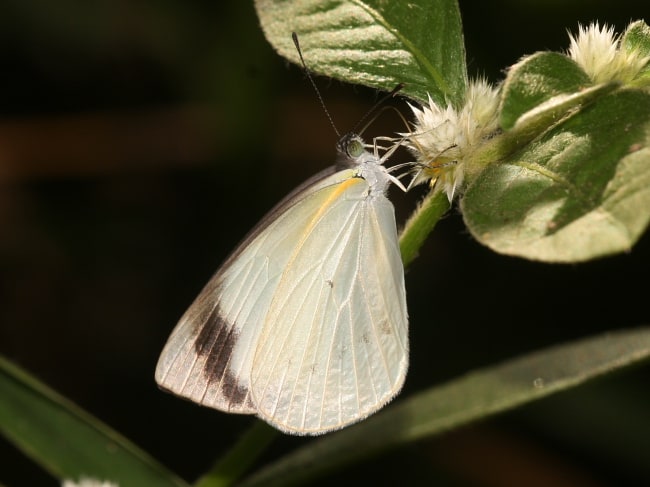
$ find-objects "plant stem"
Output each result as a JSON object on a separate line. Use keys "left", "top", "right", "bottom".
{"left": 399, "top": 189, "right": 450, "bottom": 267}
{"left": 194, "top": 420, "right": 278, "bottom": 487}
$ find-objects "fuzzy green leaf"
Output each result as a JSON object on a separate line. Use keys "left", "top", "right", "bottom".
{"left": 0, "top": 356, "right": 188, "bottom": 487}
{"left": 237, "top": 327, "right": 650, "bottom": 487}
{"left": 499, "top": 52, "right": 591, "bottom": 130}
{"left": 621, "top": 20, "right": 650, "bottom": 58}
{"left": 621, "top": 20, "right": 650, "bottom": 85}
{"left": 254, "top": 0, "right": 467, "bottom": 106}
{"left": 462, "top": 89, "right": 650, "bottom": 262}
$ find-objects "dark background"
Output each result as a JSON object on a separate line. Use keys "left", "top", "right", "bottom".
{"left": 2, "top": 1, "right": 649, "bottom": 485}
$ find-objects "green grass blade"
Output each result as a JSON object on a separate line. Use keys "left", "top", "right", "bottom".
{"left": 237, "top": 327, "right": 650, "bottom": 487}
{"left": 0, "top": 355, "right": 189, "bottom": 487}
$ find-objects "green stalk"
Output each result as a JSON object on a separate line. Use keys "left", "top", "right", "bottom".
{"left": 194, "top": 421, "right": 278, "bottom": 487}
{"left": 399, "top": 189, "right": 450, "bottom": 267}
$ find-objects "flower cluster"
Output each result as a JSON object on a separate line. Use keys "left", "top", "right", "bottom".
{"left": 568, "top": 22, "right": 649, "bottom": 84}
{"left": 405, "top": 79, "right": 500, "bottom": 201}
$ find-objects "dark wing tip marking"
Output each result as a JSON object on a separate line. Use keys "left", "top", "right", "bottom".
{"left": 195, "top": 304, "right": 252, "bottom": 409}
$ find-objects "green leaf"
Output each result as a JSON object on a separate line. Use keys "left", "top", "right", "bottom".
{"left": 0, "top": 355, "right": 188, "bottom": 487}
{"left": 621, "top": 20, "right": 650, "bottom": 86}
{"left": 462, "top": 88, "right": 650, "bottom": 262}
{"left": 621, "top": 20, "right": 650, "bottom": 59}
{"left": 466, "top": 82, "right": 618, "bottom": 183}
{"left": 237, "top": 327, "right": 650, "bottom": 487}
{"left": 254, "top": 0, "right": 467, "bottom": 106}
{"left": 499, "top": 52, "right": 591, "bottom": 130}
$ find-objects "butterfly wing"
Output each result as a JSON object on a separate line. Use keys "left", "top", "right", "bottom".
{"left": 250, "top": 176, "right": 409, "bottom": 434}
{"left": 154, "top": 168, "right": 359, "bottom": 413}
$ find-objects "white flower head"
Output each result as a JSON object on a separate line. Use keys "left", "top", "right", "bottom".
{"left": 405, "top": 78, "right": 500, "bottom": 201}
{"left": 568, "top": 22, "right": 649, "bottom": 84}
{"left": 62, "top": 478, "right": 119, "bottom": 487}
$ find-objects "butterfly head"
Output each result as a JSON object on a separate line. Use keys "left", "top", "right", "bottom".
{"left": 336, "top": 132, "right": 366, "bottom": 167}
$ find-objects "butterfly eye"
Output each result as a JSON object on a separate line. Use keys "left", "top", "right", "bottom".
{"left": 346, "top": 136, "right": 365, "bottom": 158}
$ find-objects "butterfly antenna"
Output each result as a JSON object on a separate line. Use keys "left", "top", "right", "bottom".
{"left": 292, "top": 32, "right": 341, "bottom": 139}
{"left": 354, "top": 83, "right": 404, "bottom": 136}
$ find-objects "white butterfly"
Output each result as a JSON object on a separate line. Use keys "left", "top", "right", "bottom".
{"left": 155, "top": 129, "right": 409, "bottom": 435}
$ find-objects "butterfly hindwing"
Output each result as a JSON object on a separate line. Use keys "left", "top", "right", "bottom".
{"left": 250, "top": 175, "right": 409, "bottom": 434}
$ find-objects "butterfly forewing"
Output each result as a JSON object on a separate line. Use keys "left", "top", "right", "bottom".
{"left": 155, "top": 168, "right": 366, "bottom": 414}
